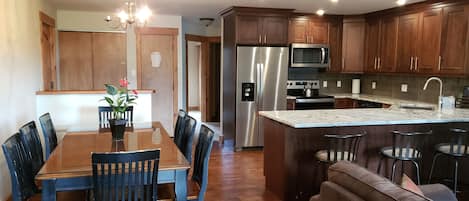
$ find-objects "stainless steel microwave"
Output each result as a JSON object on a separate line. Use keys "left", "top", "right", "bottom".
{"left": 290, "top": 43, "right": 330, "bottom": 68}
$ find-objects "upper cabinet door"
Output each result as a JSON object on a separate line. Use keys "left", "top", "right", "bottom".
{"left": 289, "top": 19, "right": 308, "bottom": 43}
{"left": 439, "top": 5, "right": 469, "bottom": 75}
{"left": 59, "top": 32, "right": 93, "bottom": 90}
{"left": 262, "top": 16, "right": 289, "bottom": 45}
{"left": 396, "top": 13, "right": 420, "bottom": 73}
{"left": 328, "top": 19, "right": 343, "bottom": 72}
{"left": 416, "top": 8, "right": 442, "bottom": 74}
{"left": 379, "top": 16, "right": 398, "bottom": 73}
{"left": 92, "top": 33, "right": 127, "bottom": 90}
{"left": 364, "top": 19, "right": 380, "bottom": 72}
{"left": 309, "top": 21, "right": 329, "bottom": 44}
{"left": 237, "top": 15, "right": 262, "bottom": 45}
{"left": 342, "top": 19, "right": 365, "bottom": 73}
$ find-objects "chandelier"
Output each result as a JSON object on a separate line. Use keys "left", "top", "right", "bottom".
{"left": 105, "top": 0, "right": 152, "bottom": 30}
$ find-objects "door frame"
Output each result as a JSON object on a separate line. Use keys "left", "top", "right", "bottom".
{"left": 39, "top": 11, "right": 57, "bottom": 90}
{"left": 136, "top": 27, "right": 179, "bottom": 122}
{"left": 185, "top": 34, "right": 221, "bottom": 122}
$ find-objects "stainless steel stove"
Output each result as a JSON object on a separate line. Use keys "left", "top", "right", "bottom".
{"left": 287, "top": 80, "right": 335, "bottom": 109}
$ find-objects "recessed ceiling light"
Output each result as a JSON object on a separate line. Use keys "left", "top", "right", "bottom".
{"left": 331, "top": 0, "right": 339, "bottom": 3}
{"left": 396, "top": 0, "right": 406, "bottom": 6}
{"left": 316, "top": 9, "right": 325, "bottom": 16}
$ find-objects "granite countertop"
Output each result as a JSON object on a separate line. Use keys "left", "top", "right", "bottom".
{"left": 259, "top": 108, "right": 469, "bottom": 128}
{"left": 327, "top": 93, "right": 435, "bottom": 108}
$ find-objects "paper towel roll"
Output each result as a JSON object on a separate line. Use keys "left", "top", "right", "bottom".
{"left": 352, "top": 79, "right": 360, "bottom": 94}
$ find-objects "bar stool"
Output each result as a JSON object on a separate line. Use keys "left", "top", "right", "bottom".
{"left": 428, "top": 128, "right": 468, "bottom": 194}
{"left": 377, "top": 130, "right": 432, "bottom": 185}
{"left": 315, "top": 131, "right": 366, "bottom": 180}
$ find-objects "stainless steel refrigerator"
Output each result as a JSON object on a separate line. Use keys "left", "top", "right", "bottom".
{"left": 235, "top": 46, "right": 288, "bottom": 150}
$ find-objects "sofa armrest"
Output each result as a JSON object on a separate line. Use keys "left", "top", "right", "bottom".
{"left": 419, "top": 184, "right": 458, "bottom": 201}
{"left": 313, "top": 181, "right": 365, "bottom": 201}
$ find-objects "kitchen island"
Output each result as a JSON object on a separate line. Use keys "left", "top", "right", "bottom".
{"left": 260, "top": 108, "right": 469, "bottom": 201}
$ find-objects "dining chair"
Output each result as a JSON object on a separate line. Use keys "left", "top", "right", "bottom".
{"left": 98, "top": 106, "right": 134, "bottom": 128}
{"left": 159, "top": 124, "right": 215, "bottom": 201}
{"left": 174, "top": 109, "right": 188, "bottom": 146}
{"left": 428, "top": 128, "right": 469, "bottom": 193}
{"left": 19, "top": 121, "right": 44, "bottom": 176}
{"left": 2, "top": 133, "right": 39, "bottom": 201}
{"left": 92, "top": 149, "right": 161, "bottom": 201}
{"left": 377, "top": 130, "right": 432, "bottom": 185}
{"left": 39, "top": 113, "right": 58, "bottom": 159}
{"left": 178, "top": 115, "right": 197, "bottom": 164}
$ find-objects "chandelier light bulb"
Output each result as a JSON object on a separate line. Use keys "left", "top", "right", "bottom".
{"left": 136, "top": 5, "right": 152, "bottom": 24}
{"left": 117, "top": 10, "right": 129, "bottom": 23}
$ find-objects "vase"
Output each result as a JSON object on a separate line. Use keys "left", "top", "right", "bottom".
{"left": 109, "top": 119, "right": 127, "bottom": 141}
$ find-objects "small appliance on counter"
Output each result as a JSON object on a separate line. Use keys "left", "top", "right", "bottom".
{"left": 352, "top": 79, "right": 360, "bottom": 94}
{"left": 287, "top": 80, "right": 335, "bottom": 109}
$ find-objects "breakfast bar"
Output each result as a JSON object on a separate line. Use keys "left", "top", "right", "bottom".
{"left": 260, "top": 108, "right": 469, "bottom": 201}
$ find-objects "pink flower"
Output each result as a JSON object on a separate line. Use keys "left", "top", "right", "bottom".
{"left": 132, "top": 89, "right": 138, "bottom": 95}
{"left": 119, "top": 78, "right": 129, "bottom": 88}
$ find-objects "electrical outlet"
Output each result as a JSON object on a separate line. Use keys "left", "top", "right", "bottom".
{"left": 337, "top": 80, "right": 342, "bottom": 88}
{"left": 401, "top": 84, "right": 408, "bottom": 93}
{"left": 323, "top": 81, "right": 328, "bottom": 88}
{"left": 372, "top": 81, "right": 377, "bottom": 89}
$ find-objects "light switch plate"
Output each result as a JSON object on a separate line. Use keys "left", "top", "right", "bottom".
{"left": 337, "top": 80, "right": 342, "bottom": 88}
{"left": 372, "top": 81, "right": 377, "bottom": 89}
{"left": 323, "top": 81, "right": 328, "bottom": 88}
{"left": 401, "top": 84, "right": 408, "bottom": 93}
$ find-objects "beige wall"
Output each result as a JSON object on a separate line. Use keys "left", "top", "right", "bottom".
{"left": 0, "top": 0, "right": 55, "bottom": 200}
{"left": 56, "top": 10, "right": 184, "bottom": 108}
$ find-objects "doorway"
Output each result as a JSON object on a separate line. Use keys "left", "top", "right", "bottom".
{"left": 185, "top": 35, "right": 221, "bottom": 123}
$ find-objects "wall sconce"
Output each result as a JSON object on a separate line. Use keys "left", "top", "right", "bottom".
{"left": 151, "top": 52, "right": 161, "bottom": 67}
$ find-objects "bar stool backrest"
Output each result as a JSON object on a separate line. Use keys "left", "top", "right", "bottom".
{"left": 391, "top": 130, "right": 432, "bottom": 159}
{"left": 325, "top": 131, "right": 367, "bottom": 162}
{"left": 446, "top": 128, "right": 468, "bottom": 156}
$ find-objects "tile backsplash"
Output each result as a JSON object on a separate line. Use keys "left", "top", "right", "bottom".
{"left": 291, "top": 68, "right": 469, "bottom": 104}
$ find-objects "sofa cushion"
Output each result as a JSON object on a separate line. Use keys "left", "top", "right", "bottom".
{"left": 328, "top": 161, "right": 431, "bottom": 201}
{"left": 419, "top": 184, "right": 458, "bottom": 201}
{"left": 401, "top": 174, "right": 424, "bottom": 196}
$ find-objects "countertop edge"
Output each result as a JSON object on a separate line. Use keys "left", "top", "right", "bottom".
{"left": 36, "top": 89, "right": 156, "bottom": 95}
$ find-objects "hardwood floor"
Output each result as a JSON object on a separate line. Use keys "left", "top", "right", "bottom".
{"left": 204, "top": 139, "right": 280, "bottom": 201}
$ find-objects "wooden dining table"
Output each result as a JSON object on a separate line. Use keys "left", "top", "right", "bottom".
{"left": 36, "top": 122, "right": 190, "bottom": 201}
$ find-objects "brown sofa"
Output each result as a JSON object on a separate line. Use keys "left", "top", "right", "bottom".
{"left": 310, "top": 161, "right": 457, "bottom": 201}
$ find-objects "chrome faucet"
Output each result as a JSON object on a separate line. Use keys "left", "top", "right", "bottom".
{"left": 423, "top": 77, "right": 443, "bottom": 110}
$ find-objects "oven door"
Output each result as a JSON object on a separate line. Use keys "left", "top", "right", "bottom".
{"left": 295, "top": 98, "right": 335, "bottom": 110}
{"left": 290, "top": 44, "right": 329, "bottom": 68}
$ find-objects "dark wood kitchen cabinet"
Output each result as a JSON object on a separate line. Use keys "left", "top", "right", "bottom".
{"left": 262, "top": 16, "right": 289, "bottom": 45}
{"left": 439, "top": 5, "right": 469, "bottom": 75}
{"left": 289, "top": 18, "right": 329, "bottom": 44}
{"left": 236, "top": 15, "right": 262, "bottom": 45}
{"left": 378, "top": 16, "right": 398, "bottom": 72}
{"left": 342, "top": 18, "right": 365, "bottom": 73}
{"left": 396, "top": 13, "right": 420, "bottom": 73}
{"left": 415, "top": 8, "right": 442, "bottom": 74}
{"left": 364, "top": 19, "right": 380, "bottom": 73}
{"left": 328, "top": 19, "right": 343, "bottom": 72}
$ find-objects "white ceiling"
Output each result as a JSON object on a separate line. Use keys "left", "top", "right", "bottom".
{"left": 48, "top": 0, "right": 426, "bottom": 18}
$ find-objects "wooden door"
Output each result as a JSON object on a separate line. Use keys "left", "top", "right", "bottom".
{"left": 309, "top": 21, "right": 329, "bottom": 44}
{"left": 236, "top": 15, "right": 262, "bottom": 45}
{"left": 289, "top": 18, "right": 308, "bottom": 43}
{"left": 342, "top": 19, "right": 365, "bottom": 73}
{"left": 364, "top": 19, "right": 380, "bottom": 72}
{"left": 439, "top": 5, "right": 469, "bottom": 75}
{"left": 328, "top": 19, "right": 342, "bottom": 72}
{"left": 262, "top": 16, "right": 289, "bottom": 45}
{"left": 40, "top": 12, "right": 56, "bottom": 90}
{"left": 396, "top": 13, "right": 420, "bottom": 73}
{"left": 416, "top": 8, "right": 442, "bottom": 74}
{"left": 92, "top": 33, "right": 127, "bottom": 89}
{"left": 137, "top": 28, "right": 178, "bottom": 134}
{"left": 59, "top": 31, "right": 93, "bottom": 90}
{"left": 379, "top": 16, "right": 399, "bottom": 73}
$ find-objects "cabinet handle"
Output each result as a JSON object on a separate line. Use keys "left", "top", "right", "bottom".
{"left": 438, "top": 56, "right": 442, "bottom": 71}
{"left": 342, "top": 58, "right": 345, "bottom": 70}
{"left": 415, "top": 57, "right": 418, "bottom": 71}
{"left": 264, "top": 35, "right": 267, "bottom": 44}
{"left": 259, "top": 35, "right": 262, "bottom": 44}
{"left": 410, "top": 57, "right": 414, "bottom": 70}
{"left": 378, "top": 57, "right": 381, "bottom": 70}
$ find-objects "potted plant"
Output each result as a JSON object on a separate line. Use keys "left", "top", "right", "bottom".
{"left": 102, "top": 78, "right": 138, "bottom": 140}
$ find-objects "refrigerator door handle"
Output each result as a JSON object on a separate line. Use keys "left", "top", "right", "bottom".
{"left": 256, "top": 63, "right": 261, "bottom": 103}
